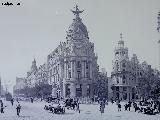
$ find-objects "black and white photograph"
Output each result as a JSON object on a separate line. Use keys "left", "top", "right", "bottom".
{"left": 0, "top": 0, "right": 160, "bottom": 120}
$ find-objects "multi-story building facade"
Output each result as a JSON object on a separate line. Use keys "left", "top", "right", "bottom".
{"left": 35, "top": 63, "right": 48, "bottom": 85}
{"left": 110, "top": 34, "right": 160, "bottom": 101}
{"left": 15, "top": 5, "right": 99, "bottom": 99}
{"left": 47, "top": 5, "right": 99, "bottom": 98}
{"left": 111, "top": 34, "right": 136, "bottom": 101}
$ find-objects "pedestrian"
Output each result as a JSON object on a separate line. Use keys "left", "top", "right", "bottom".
{"left": 31, "top": 97, "right": 33, "bottom": 103}
{"left": 128, "top": 101, "right": 132, "bottom": 111}
{"left": 16, "top": 102, "right": 21, "bottom": 116}
{"left": 118, "top": 103, "right": 121, "bottom": 112}
{"left": 77, "top": 101, "right": 80, "bottom": 113}
{"left": 11, "top": 98, "right": 14, "bottom": 106}
{"left": 0, "top": 101, "right": 4, "bottom": 113}
{"left": 124, "top": 104, "right": 128, "bottom": 111}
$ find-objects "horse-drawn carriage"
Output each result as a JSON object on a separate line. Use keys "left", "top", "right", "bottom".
{"left": 64, "top": 98, "right": 78, "bottom": 110}
{"left": 44, "top": 104, "right": 65, "bottom": 114}
{"left": 44, "top": 98, "right": 79, "bottom": 114}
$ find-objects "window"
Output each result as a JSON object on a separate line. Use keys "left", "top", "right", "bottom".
{"left": 68, "top": 62, "right": 71, "bottom": 68}
{"left": 122, "top": 51, "right": 125, "bottom": 56}
{"left": 123, "top": 87, "right": 127, "bottom": 91}
{"left": 86, "top": 72, "right": 89, "bottom": 78}
{"left": 116, "top": 78, "right": 119, "bottom": 84}
{"left": 86, "top": 62, "right": 89, "bottom": 69}
{"left": 116, "top": 63, "right": 119, "bottom": 71}
{"left": 115, "top": 52, "right": 119, "bottom": 55}
{"left": 77, "top": 61, "right": 81, "bottom": 68}
{"left": 123, "top": 75, "right": 126, "bottom": 79}
{"left": 68, "top": 71, "right": 71, "bottom": 78}
{"left": 87, "top": 84, "right": 90, "bottom": 96}
{"left": 123, "top": 80, "right": 125, "bottom": 84}
{"left": 122, "top": 63, "right": 126, "bottom": 67}
{"left": 77, "top": 71, "right": 81, "bottom": 79}
{"left": 116, "top": 87, "right": 119, "bottom": 91}
{"left": 140, "top": 72, "right": 142, "bottom": 76}
{"left": 58, "top": 74, "right": 59, "bottom": 81}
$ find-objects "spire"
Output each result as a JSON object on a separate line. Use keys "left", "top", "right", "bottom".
{"left": 31, "top": 58, "right": 37, "bottom": 72}
{"left": 71, "top": 5, "right": 84, "bottom": 19}
{"left": 120, "top": 33, "right": 123, "bottom": 41}
{"left": 118, "top": 33, "right": 124, "bottom": 48}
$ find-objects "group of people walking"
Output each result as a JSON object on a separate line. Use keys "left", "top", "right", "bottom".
{"left": 0, "top": 98, "right": 21, "bottom": 117}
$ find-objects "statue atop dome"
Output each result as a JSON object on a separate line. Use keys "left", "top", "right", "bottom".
{"left": 71, "top": 5, "right": 84, "bottom": 18}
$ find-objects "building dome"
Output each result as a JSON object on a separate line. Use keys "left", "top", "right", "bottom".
{"left": 66, "top": 5, "right": 88, "bottom": 40}
{"left": 67, "top": 18, "right": 88, "bottom": 38}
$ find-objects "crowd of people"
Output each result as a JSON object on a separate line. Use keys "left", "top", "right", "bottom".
{"left": 0, "top": 96, "right": 160, "bottom": 117}
{"left": 111, "top": 98, "right": 160, "bottom": 115}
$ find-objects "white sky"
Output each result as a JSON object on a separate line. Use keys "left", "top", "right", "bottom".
{"left": 0, "top": 0, "right": 160, "bottom": 93}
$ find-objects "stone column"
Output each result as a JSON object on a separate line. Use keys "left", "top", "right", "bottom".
{"left": 74, "top": 60, "right": 77, "bottom": 79}
{"left": 64, "top": 61, "right": 67, "bottom": 78}
{"left": 70, "top": 83, "right": 76, "bottom": 98}
{"left": 84, "top": 60, "right": 86, "bottom": 78}
{"left": 63, "top": 83, "right": 66, "bottom": 98}
{"left": 71, "top": 60, "right": 75, "bottom": 79}
{"left": 82, "top": 60, "right": 85, "bottom": 78}
{"left": 74, "top": 60, "right": 76, "bottom": 79}
{"left": 90, "top": 84, "right": 94, "bottom": 97}
{"left": 89, "top": 61, "right": 92, "bottom": 79}
{"left": 82, "top": 84, "right": 87, "bottom": 97}
{"left": 66, "top": 61, "right": 68, "bottom": 79}
{"left": 52, "top": 84, "right": 57, "bottom": 97}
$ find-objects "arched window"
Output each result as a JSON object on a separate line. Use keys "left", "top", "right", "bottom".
{"left": 122, "top": 63, "right": 126, "bottom": 67}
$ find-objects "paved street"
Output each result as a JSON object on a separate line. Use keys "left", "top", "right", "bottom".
{"left": 0, "top": 101, "right": 160, "bottom": 120}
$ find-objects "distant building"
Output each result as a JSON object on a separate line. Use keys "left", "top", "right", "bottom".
{"left": 35, "top": 63, "right": 48, "bottom": 85}
{"left": 26, "top": 59, "right": 38, "bottom": 88}
{"left": 0, "top": 76, "right": 6, "bottom": 97}
{"left": 13, "top": 77, "right": 27, "bottom": 96}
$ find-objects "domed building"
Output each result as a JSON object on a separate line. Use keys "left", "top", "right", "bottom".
{"left": 47, "top": 5, "right": 99, "bottom": 98}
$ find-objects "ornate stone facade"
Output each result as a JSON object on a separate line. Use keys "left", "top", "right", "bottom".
{"left": 110, "top": 34, "right": 160, "bottom": 101}
{"left": 111, "top": 34, "right": 136, "bottom": 101}
{"left": 47, "top": 5, "right": 99, "bottom": 98}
